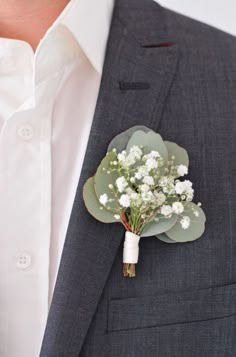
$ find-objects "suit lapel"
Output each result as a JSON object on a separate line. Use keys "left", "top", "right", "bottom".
{"left": 40, "top": 1, "right": 179, "bottom": 356}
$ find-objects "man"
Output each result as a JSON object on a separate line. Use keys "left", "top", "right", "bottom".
{"left": 0, "top": 0, "right": 235, "bottom": 356}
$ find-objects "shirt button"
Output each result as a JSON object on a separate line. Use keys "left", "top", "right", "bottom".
{"left": 16, "top": 252, "right": 32, "bottom": 269}
{"left": 17, "top": 124, "right": 34, "bottom": 141}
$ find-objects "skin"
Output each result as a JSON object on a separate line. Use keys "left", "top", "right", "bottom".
{"left": 0, "top": 0, "right": 71, "bottom": 51}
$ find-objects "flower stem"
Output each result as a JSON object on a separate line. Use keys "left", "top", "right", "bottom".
{"left": 123, "top": 263, "right": 136, "bottom": 277}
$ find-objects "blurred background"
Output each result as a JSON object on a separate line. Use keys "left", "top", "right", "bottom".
{"left": 158, "top": 0, "right": 236, "bottom": 36}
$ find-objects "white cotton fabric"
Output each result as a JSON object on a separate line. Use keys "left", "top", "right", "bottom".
{"left": 0, "top": 0, "right": 114, "bottom": 356}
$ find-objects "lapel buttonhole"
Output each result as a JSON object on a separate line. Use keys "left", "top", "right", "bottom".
{"left": 142, "top": 42, "right": 174, "bottom": 48}
{"left": 119, "top": 81, "right": 150, "bottom": 91}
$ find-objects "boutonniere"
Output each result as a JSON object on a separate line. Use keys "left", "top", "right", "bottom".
{"left": 83, "top": 126, "right": 206, "bottom": 277}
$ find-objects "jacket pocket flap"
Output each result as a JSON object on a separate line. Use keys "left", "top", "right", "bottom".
{"left": 108, "top": 283, "right": 236, "bottom": 332}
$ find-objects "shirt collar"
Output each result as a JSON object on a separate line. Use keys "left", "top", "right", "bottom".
{"left": 51, "top": 0, "right": 115, "bottom": 74}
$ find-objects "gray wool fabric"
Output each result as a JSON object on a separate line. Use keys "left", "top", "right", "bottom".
{"left": 39, "top": 0, "right": 236, "bottom": 356}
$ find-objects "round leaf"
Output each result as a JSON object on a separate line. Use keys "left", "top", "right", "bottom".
{"left": 141, "top": 214, "right": 178, "bottom": 237}
{"left": 165, "top": 202, "right": 206, "bottom": 242}
{"left": 94, "top": 151, "right": 120, "bottom": 212}
{"left": 108, "top": 125, "right": 152, "bottom": 152}
{"left": 156, "top": 233, "right": 177, "bottom": 244}
{"left": 83, "top": 177, "right": 119, "bottom": 223}
{"left": 164, "top": 141, "right": 189, "bottom": 167}
{"left": 126, "top": 130, "right": 168, "bottom": 163}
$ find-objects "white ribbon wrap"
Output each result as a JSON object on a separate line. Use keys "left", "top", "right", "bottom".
{"left": 123, "top": 231, "right": 141, "bottom": 264}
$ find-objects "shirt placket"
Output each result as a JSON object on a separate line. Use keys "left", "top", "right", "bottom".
{"left": 0, "top": 69, "right": 66, "bottom": 356}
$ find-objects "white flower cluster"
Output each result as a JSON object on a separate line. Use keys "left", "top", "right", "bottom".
{"left": 99, "top": 145, "right": 195, "bottom": 232}
{"left": 117, "top": 145, "right": 143, "bottom": 167}
{"left": 175, "top": 180, "right": 194, "bottom": 201}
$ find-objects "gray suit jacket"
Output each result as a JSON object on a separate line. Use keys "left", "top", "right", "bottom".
{"left": 40, "top": 0, "right": 236, "bottom": 356}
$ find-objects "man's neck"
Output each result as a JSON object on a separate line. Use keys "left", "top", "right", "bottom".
{"left": 0, "top": 0, "right": 71, "bottom": 51}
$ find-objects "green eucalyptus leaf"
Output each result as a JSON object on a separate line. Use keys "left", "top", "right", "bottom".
{"left": 108, "top": 126, "right": 152, "bottom": 152}
{"left": 165, "top": 202, "right": 206, "bottom": 242}
{"left": 164, "top": 141, "right": 189, "bottom": 167}
{"left": 156, "top": 233, "right": 177, "bottom": 244}
{"left": 83, "top": 177, "right": 119, "bottom": 223}
{"left": 141, "top": 214, "right": 178, "bottom": 237}
{"left": 126, "top": 130, "right": 168, "bottom": 162}
{"left": 94, "top": 151, "right": 120, "bottom": 213}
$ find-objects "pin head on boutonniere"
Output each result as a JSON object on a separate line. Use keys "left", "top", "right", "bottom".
{"left": 83, "top": 126, "right": 206, "bottom": 277}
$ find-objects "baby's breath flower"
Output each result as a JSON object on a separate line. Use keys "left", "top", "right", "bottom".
{"left": 129, "top": 145, "right": 142, "bottom": 159}
{"left": 150, "top": 150, "right": 160, "bottom": 158}
{"left": 130, "top": 192, "right": 139, "bottom": 200}
{"left": 159, "top": 176, "right": 175, "bottom": 194}
{"left": 160, "top": 204, "right": 173, "bottom": 216}
{"left": 175, "top": 179, "right": 194, "bottom": 201}
{"left": 130, "top": 193, "right": 142, "bottom": 207}
{"left": 145, "top": 158, "right": 158, "bottom": 171}
{"left": 172, "top": 202, "right": 184, "bottom": 214}
{"left": 125, "top": 187, "right": 135, "bottom": 195}
{"left": 116, "top": 176, "right": 128, "bottom": 193}
{"left": 142, "top": 175, "right": 154, "bottom": 185}
{"left": 119, "top": 194, "right": 131, "bottom": 208}
{"left": 99, "top": 194, "right": 108, "bottom": 206}
{"left": 125, "top": 155, "right": 136, "bottom": 166}
{"left": 186, "top": 191, "right": 194, "bottom": 201}
{"left": 154, "top": 191, "right": 166, "bottom": 206}
{"left": 158, "top": 157, "right": 164, "bottom": 166}
{"left": 140, "top": 184, "right": 150, "bottom": 193}
{"left": 175, "top": 180, "right": 193, "bottom": 195}
{"left": 159, "top": 177, "right": 169, "bottom": 187}
{"left": 117, "top": 145, "right": 142, "bottom": 167}
{"left": 177, "top": 164, "right": 188, "bottom": 177}
{"left": 143, "top": 150, "right": 160, "bottom": 160}
{"left": 141, "top": 191, "right": 154, "bottom": 202}
{"left": 135, "top": 165, "right": 149, "bottom": 180}
{"left": 99, "top": 146, "right": 196, "bottom": 235}
{"left": 117, "top": 151, "right": 127, "bottom": 166}
{"left": 134, "top": 171, "right": 142, "bottom": 180}
{"left": 180, "top": 216, "right": 191, "bottom": 229}
{"left": 117, "top": 153, "right": 126, "bottom": 161}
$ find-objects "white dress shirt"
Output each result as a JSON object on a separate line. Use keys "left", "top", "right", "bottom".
{"left": 0, "top": 0, "right": 114, "bottom": 356}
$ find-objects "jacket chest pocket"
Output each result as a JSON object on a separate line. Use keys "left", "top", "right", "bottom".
{"left": 108, "top": 283, "right": 236, "bottom": 357}
{"left": 108, "top": 327, "right": 160, "bottom": 357}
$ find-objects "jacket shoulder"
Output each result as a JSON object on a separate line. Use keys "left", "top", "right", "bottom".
{"left": 162, "top": 5, "right": 236, "bottom": 60}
